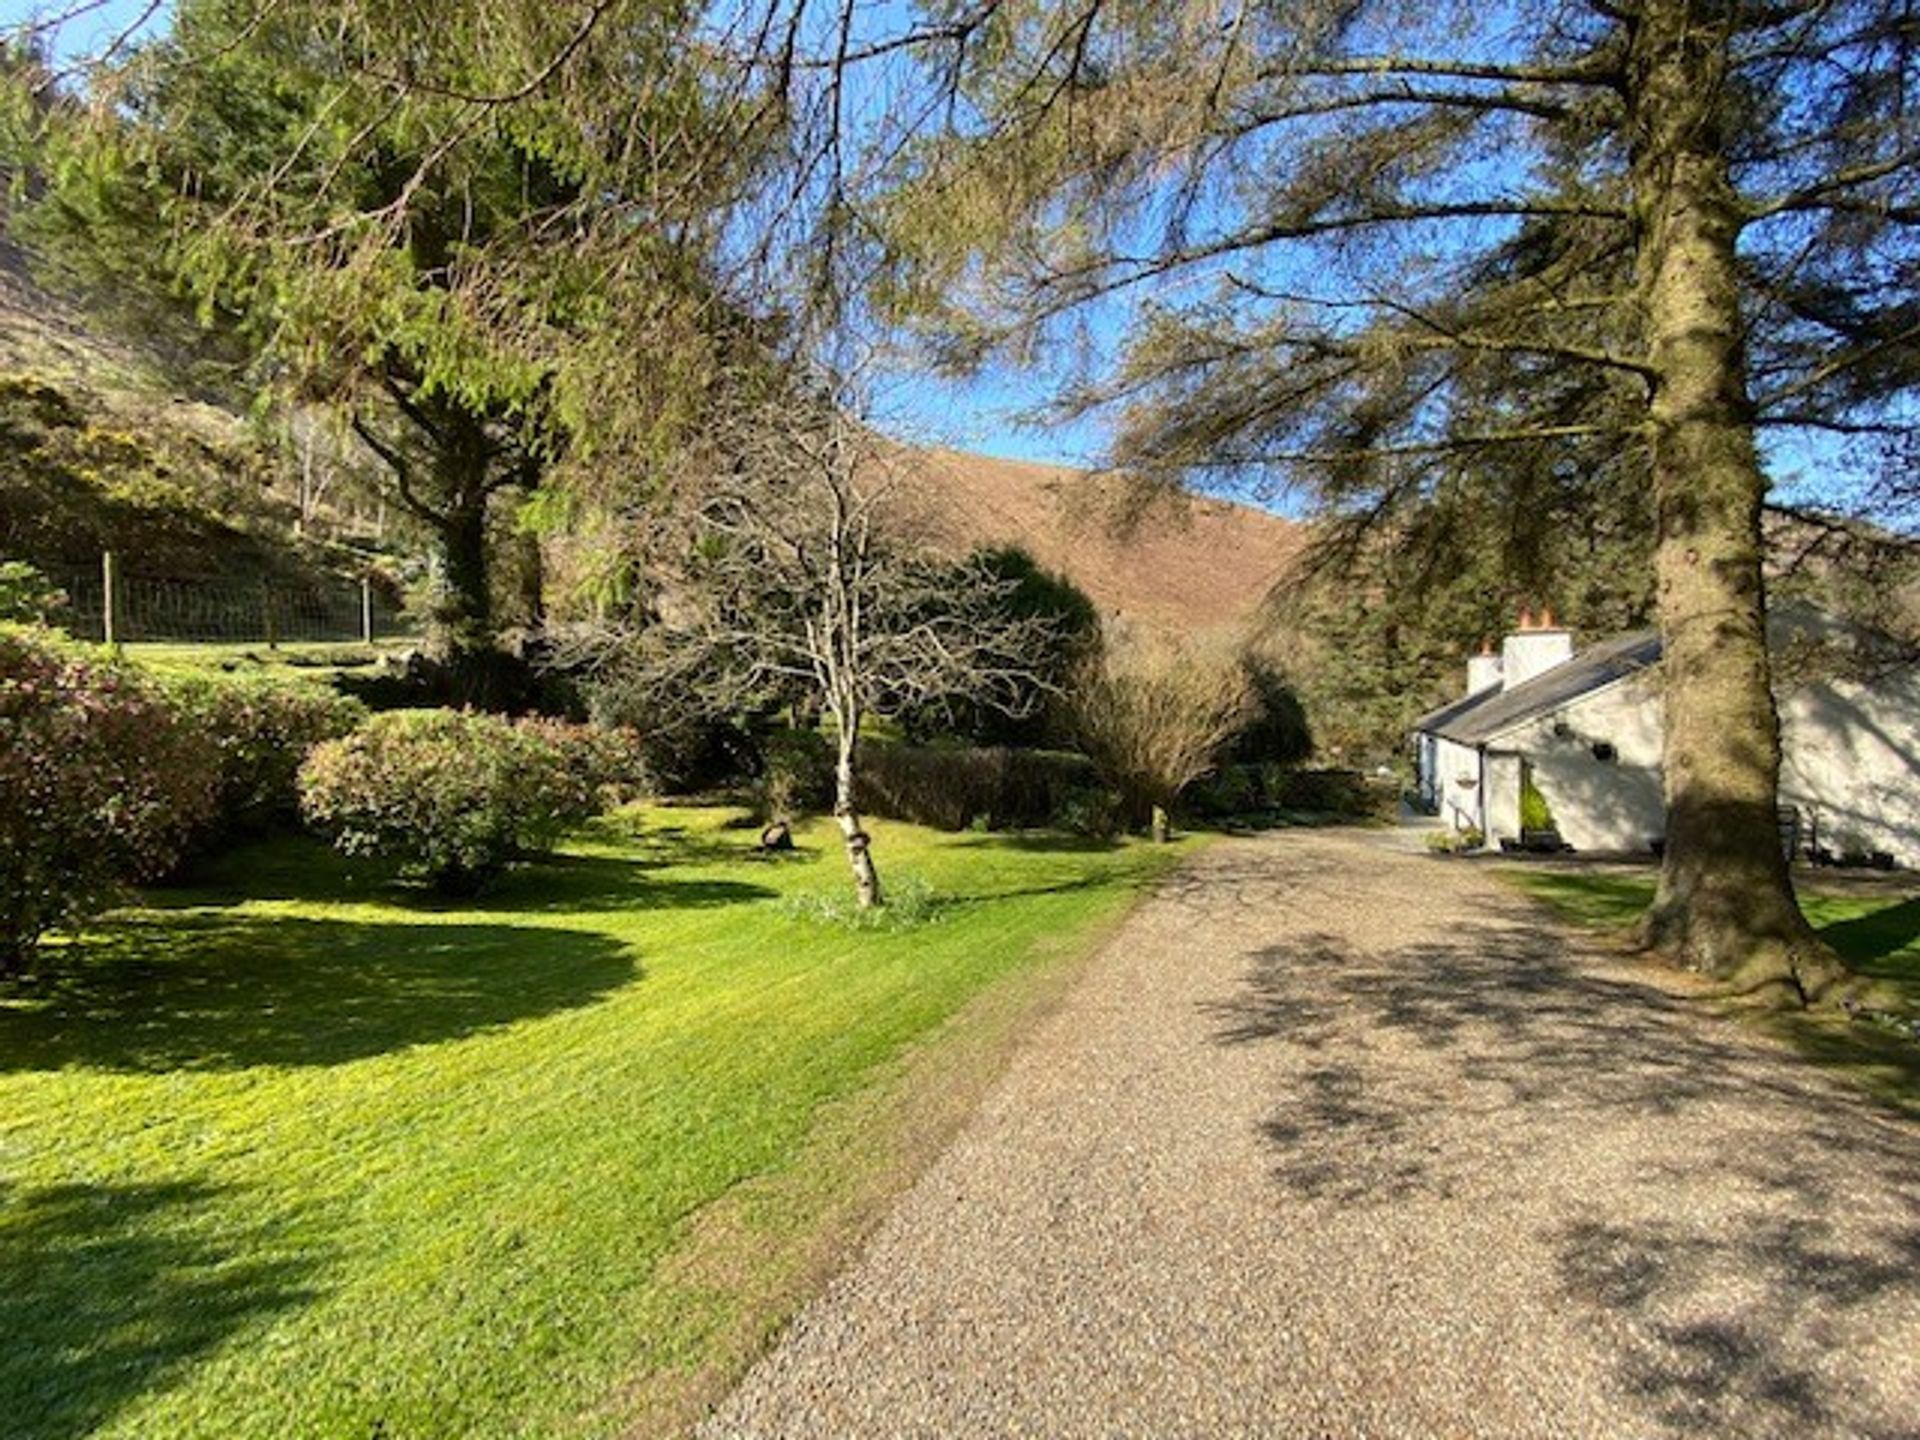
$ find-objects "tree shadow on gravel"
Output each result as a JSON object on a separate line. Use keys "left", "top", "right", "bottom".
{"left": 1202, "top": 879, "right": 1920, "bottom": 1437}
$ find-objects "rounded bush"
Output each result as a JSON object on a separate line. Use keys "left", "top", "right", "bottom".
{"left": 162, "top": 673, "right": 365, "bottom": 846}
{"left": 0, "top": 625, "right": 216, "bottom": 971}
{"left": 512, "top": 716, "right": 651, "bottom": 809}
{"left": 299, "top": 709, "right": 600, "bottom": 894}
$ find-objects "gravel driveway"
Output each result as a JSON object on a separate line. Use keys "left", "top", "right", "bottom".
{"left": 700, "top": 829, "right": 1920, "bottom": 1439}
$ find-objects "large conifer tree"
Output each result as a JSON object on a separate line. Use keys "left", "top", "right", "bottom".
{"left": 10, "top": 0, "right": 774, "bottom": 698}
{"left": 856, "top": 0, "right": 1919, "bottom": 1001}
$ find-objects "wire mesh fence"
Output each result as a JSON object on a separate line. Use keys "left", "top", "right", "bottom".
{"left": 48, "top": 558, "right": 416, "bottom": 647}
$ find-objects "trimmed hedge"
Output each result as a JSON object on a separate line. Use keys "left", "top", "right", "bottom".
{"left": 0, "top": 626, "right": 215, "bottom": 970}
{"left": 858, "top": 743, "right": 1114, "bottom": 833}
{"left": 300, "top": 709, "right": 602, "bottom": 895}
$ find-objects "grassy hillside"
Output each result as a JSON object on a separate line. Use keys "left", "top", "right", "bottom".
{"left": 0, "top": 229, "right": 395, "bottom": 599}
{"left": 4, "top": 221, "right": 1300, "bottom": 641}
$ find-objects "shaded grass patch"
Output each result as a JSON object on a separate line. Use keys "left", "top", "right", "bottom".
{"left": 1505, "top": 867, "right": 1920, "bottom": 1118}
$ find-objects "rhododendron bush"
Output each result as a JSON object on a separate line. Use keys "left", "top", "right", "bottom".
{"left": 162, "top": 672, "right": 364, "bottom": 849}
{"left": 300, "top": 709, "right": 602, "bottom": 895}
{"left": 0, "top": 626, "right": 215, "bottom": 973}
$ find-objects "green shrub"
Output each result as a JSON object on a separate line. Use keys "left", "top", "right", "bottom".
{"left": 161, "top": 673, "right": 365, "bottom": 848}
{"left": 514, "top": 717, "right": 652, "bottom": 808}
{"left": 299, "top": 709, "right": 600, "bottom": 894}
{"left": 1053, "top": 782, "right": 1125, "bottom": 838}
{"left": 1186, "top": 764, "right": 1265, "bottom": 819}
{"left": 1520, "top": 773, "right": 1557, "bottom": 832}
{"left": 860, "top": 743, "right": 1105, "bottom": 831}
{"left": 1269, "top": 767, "right": 1397, "bottom": 820}
{"left": 0, "top": 560, "right": 65, "bottom": 623}
{"left": 1426, "top": 826, "right": 1484, "bottom": 854}
{"left": 897, "top": 547, "right": 1101, "bottom": 747}
{"left": 0, "top": 625, "right": 216, "bottom": 971}
{"left": 757, "top": 727, "right": 834, "bottom": 819}
{"left": 1183, "top": 763, "right": 1394, "bottom": 822}
{"left": 1228, "top": 659, "right": 1315, "bottom": 765}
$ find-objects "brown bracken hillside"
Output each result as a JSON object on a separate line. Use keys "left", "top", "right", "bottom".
{"left": 898, "top": 447, "right": 1305, "bottom": 637}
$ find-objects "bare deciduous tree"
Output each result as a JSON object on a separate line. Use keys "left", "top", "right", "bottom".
{"left": 574, "top": 386, "right": 1060, "bottom": 908}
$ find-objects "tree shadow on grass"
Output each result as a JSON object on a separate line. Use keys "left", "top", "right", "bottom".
{"left": 444, "top": 856, "right": 781, "bottom": 915}
{"left": 1201, "top": 859, "right": 1920, "bottom": 1437}
{"left": 950, "top": 831, "right": 1129, "bottom": 855}
{"left": 153, "top": 837, "right": 781, "bottom": 916}
{"left": 0, "top": 1179, "right": 322, "bottom": 1440}
{"left": 1, "top": 913, "right": 640, "bottom": 1072}
{"left": 1815, "top": 894, "right": 1920, "bottom": 978}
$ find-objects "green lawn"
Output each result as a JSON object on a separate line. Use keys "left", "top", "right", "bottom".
{"left": 123, "top": 639, "right": 413, "bottom": 683}
{"left": 0, "top": 808, "right": 1182, "bottom": 1439}
{"left": 1506, "top": 867, "right": 1920, "bottom": 1116}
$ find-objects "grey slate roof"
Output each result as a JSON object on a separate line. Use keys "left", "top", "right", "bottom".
{"left": 1414, "top": 630, "right": 1662, "bottom": 746}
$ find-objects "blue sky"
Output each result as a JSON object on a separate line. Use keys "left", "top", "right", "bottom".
{"left": 4, "top": 0, "right": 1096, "bottom": 468}
{"left": 6, "top": 0, "right": 1903, "bottom": 509}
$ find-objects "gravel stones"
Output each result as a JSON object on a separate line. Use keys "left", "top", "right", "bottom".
{"left": 702, "top": 830, "right": 1920, "bottom": 1439}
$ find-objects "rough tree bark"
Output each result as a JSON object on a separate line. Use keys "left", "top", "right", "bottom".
{"left": 436, "top": 493, "right": 493, "bottom": 667}
{"left": 833, "top": 715, "right": 883, "bottom": 909}
{"left": 1626, "top": 2, "right": 1850, "bottom": 1002}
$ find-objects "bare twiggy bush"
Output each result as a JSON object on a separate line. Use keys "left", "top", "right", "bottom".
{"left": 1070, "top": 639, "right": 1258, "bottom": 842}
{"left": 563, "top": 382, "right": 1060, "bottom": 907}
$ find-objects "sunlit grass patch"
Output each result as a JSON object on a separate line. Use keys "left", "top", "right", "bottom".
{"left": 0, "top": 806, "right": 1183, "bottom": 1439}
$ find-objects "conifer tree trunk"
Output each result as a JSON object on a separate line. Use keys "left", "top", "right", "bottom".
{"left": 436, "top": 495, "right": 493, "bottom": 668}
{"left": 1626, "top": 2, "right": 1849, "bottom": 1001}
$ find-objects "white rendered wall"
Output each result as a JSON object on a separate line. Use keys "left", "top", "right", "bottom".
{"left": 1433, "top": 737, "right": 1484, "bottom": 833}
{"left": 1779, "top": 671, "right": 1920, "bottom": 865}
{"left": 1492, "top": 663, "right": 1920, "bottom": 863}
{"left": 1483, "top": 752, "right": 1526, "bottom": 847}
{"left": 1500, "top": 672, "right": 1668, "bottom": 854}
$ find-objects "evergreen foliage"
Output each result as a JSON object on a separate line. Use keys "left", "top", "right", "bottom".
{"left": 6, "top": 1, "right": 778, "bottom": 693}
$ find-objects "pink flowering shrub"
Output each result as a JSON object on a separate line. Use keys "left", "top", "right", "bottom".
{"left": 512, "top": 717, "right": 651, "bottom": 808}
{"left": 0, "top": 625, "right": 216, "bottom": 973}
{"left": 162, "top": 673, "right": 364, "bottom": 847}
{"left": 299, "top": 709, "right": 600, "bottom": 895}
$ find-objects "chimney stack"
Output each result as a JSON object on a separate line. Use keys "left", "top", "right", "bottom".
{"left": 1466, "top": 638, "right": 1503, "bottom": 697}
{"left": 1501, "top": 605, "right": 1573, "bottom": 690}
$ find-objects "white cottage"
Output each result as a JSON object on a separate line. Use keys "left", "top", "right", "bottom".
{"left": 1410, "top": 607, "right": 1920, "bottom": 864}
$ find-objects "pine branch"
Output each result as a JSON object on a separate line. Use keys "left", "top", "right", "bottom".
{"left": 1267, "top": 54, "right": 1622, "bottom": 88}
{"left": 1032, "top": 199, "right": 1630, "bottom": 310}
{"left": 1232, "top": 423, "right": 1631, "bottom": 464}
{"left": 1748, "top": 143, "right": 1920, "bottom": 219}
